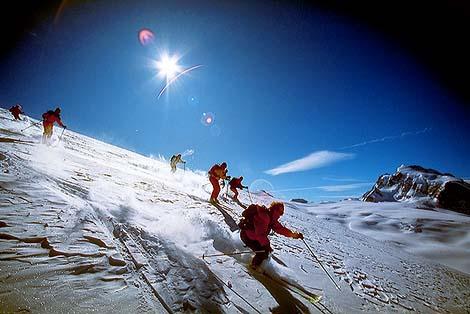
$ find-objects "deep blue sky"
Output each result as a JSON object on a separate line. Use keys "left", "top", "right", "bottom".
{"left": 1, "top": 0, "right": 469, "bottom": 201}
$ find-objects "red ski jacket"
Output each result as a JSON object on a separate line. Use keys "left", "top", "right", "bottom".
{"left": 42, "top": 111, "right": 64, "bottom": 127}
{"left": 208, "top": 164, "right": 228, "bottom": 180}
{"left": 244, "top": 205, "right": 297, "bottom": 246}
{"left": 9, "top": 106, "right": 23, "bottom": 116}
{"left": 229, "top": 177, "right": 244, "bottom": 189}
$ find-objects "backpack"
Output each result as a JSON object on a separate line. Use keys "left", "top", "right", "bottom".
{"left": 42, "top": 110, "right": 55, "bottom": 120}
{"left": 238, "top": 204, "right": 264, "bottom": 230}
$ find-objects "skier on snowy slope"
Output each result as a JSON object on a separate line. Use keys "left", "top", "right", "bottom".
{"left": 42, "top": 107, "right": 66, "bottom": 144}
{"left": 9, "top": 104, "right": 24, "bottom": 120}
{"left": 239, "top": 202, "right": 303, "bottom": 269}
{"left": 229, "top": 176, "right": 247, "bottom": 201}
{"left": 170, "top": 153, "right": 185, "bottom": 173}
{"left": 208, "top": 162, "right": 230, "bottom": 204}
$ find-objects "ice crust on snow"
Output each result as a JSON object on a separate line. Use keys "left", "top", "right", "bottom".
{"left": 1, "top": 108, "right": 469, "bottom": 313}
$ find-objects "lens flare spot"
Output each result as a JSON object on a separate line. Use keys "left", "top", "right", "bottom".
{"left": 249, "top": 179, "right": 279, "bottom": 205}
{"left": 250, "top": 179, "right": 275, "bottom": 194}
{"left": 138, "top": 28, "right": 155, "bottom": 46}
{"left": 201, "top": 112, "right": 215, "bottom": 126}
{"left": 187, "top": 95, "right": 200, "bottom": 105}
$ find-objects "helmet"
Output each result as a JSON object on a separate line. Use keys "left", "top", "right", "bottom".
{"left": 55, "top": 107, "right": 61, "bottom": 113}
{"left": 221, "top": 162, "right": 227, "bottom": 168}
{"left": 17, "top": 104, "right": 22, "bottom": 110}
{"left": 240, "top": 176, "right": 244, "bottom": 180}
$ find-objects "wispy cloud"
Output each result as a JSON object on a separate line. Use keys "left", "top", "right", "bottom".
{"left": 268, "top": 182, "right": 372, "bottom": 193}
{"left": 340, "top": 127, "right": 431, "bottom": 150}
{"left": 315, "top": 183, "right": 373, "bottom": 192}
{"left": 265, "top": 150, "right": 355, "bottom": 176}
{"left": 322, "top": 176, "right": 362, "bottom": 182}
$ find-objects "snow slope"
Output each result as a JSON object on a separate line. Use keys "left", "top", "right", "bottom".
{"left": 1, "top": 108, "right": 469, "bottom": 313}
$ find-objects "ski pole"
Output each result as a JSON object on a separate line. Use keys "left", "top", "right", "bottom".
{"left": 247, "top": 187, "right": 253, "bottom": 203}
{"left": 21, "top": 121, "right": 41, "bottom": 132}
{"left": 58, "top": 127, "right": 66, "bottom": 142}
{"left": 183, "top": 162, "right": 186, "bottom": 172}
{"left": 302, "top": 239, "right": 341, "bottom": 291}
{"left": 202, "top": 250, "right": 265, "bottom": 259}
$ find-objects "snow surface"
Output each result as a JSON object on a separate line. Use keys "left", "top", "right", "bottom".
{"left": 1, "top": 108, "right": 469, "bottom": 313}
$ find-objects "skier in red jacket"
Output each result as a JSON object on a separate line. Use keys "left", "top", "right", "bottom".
{"left": 229, "top": 176, "right": 247, "bottom": 201}
{"left": 9, "top": 104, "right": 24, "bottom": 120}
{"left": 239, "top": 202, "right": 303, "bottom": 268}
{"left": 208, "top": 162, "right": 229, "bottom": 204}
{"left": 42, "top": 107, "right": 66, "bottom": 143}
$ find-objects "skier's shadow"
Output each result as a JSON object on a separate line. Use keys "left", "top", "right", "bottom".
{"left": 227, "top": 253, "right": 311, "bottom": 314}
{"left": 232, "top": 198, "right": 247, "bottom": 209}
{"left": 212, "top": 203, "right": 239, "bottom": 232}
{"left": 249, "top": 269, "right": 310, "bottom": 314}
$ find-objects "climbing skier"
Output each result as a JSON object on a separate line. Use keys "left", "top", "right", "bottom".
{"left": 208, "top": 162, "right": 229, "bottom": 204}
{"left": 229, "top": 176, "right": 247, "bottom": 201}
{"left": 9, "top": 104, "right": 24, "bottom": 120}
{"left": 42, "top": 107, "right": 66, "bottom": 144}
{"left": 239, "top": 202, "right": 303, "bottom": 269}
{"left": 170, "top": 153, "right": 185, "bottom": 173}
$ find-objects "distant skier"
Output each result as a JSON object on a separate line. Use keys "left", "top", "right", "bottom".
{"left": 170, "top": 153, "right": 185, "bottom": 173}
{"left": 42, "top": 107, "right": 66, "bottom": 144}
{"left": 208, "top": 162, "right": 229, "bottom": 204}
{"left": 239, "top": 202, "right": 303, "bottom": 269}
{"left": 229, "top": 176, "right": 247, "bottom": 201}
{"left": 9, "top": 104, "right": 24, "bottom": 120}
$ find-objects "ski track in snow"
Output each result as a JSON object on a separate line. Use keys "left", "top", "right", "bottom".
{"left": 1, "top": 108, "right": 469, "bottom": 313}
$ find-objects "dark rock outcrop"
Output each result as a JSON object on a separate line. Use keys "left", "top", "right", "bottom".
{"left": 362, "top": 165, "right": 470, "bottom": 215}
{"left": 290, "top": 198, "right": 308, "bottom": 204}
{"left": 437, "top": 181, "right": 470, "bottom": 214}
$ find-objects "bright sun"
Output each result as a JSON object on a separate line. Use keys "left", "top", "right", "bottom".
{"left": 156, "top": 53, "right": 182, "bottom": 79}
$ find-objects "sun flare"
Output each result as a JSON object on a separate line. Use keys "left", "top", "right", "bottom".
{"left": 156, "top": 53, "right": 182, "bottom": 79}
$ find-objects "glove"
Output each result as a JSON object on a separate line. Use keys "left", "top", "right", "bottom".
{"left": 63, "top": 125, "right": 67, "bottom": 129}
{"left": 293, "top": 232, "right": 304, "bottom": 240}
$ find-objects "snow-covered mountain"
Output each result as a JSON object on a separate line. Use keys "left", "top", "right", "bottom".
{"left": 362, "top": 165, "right": 470, "bottom": 215}
{"left": 1, "top": 108, "right": 469, "bottom": 313}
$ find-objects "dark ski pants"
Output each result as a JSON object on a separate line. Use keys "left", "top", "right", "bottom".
{"left": 240, "top": 231, "right": 271, "bottom": 267}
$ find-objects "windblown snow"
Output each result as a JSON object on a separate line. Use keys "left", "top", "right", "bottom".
{"left": 1, "top": 108, "right": 469, "bottom": 313}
